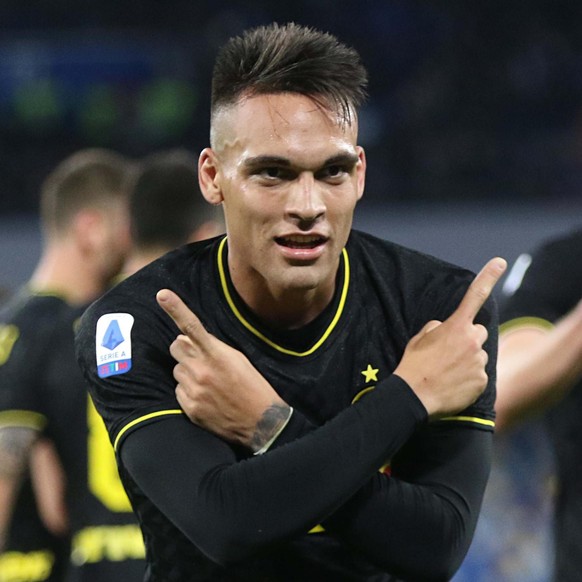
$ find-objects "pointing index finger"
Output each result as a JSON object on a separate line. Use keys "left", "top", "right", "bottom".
{"left": 453, "top": 257, "right": 507, "bottom": 322}
{"left": 156, "top": 289, "right": 207, "bottom": 342}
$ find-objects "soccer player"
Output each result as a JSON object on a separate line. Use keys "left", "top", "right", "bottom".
{"left": 496, "top": 227, "right": 582, "bottom": 581}
{"left": 123, "top": 148, "right": 224, "bottom": 276}
{"left": 76, "top": 23, "right": 507, "bottom": 581}
{"left": 0, "top": 149, "right": 146, "bottom": 581}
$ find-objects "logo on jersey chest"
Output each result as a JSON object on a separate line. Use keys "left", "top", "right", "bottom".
{"left": 352, "top": 363, "right": 380, "bottom": 403}
{"left": 95, "top": 313, "right": 134, "bottom": 378}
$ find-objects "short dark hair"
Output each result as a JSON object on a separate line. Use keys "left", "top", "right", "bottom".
{"left": 130, "top": 149, "right": 216, "bottom": 250}
{"left": 41, "top": 148, "right": 133, "bottom": 236}
{"left": 211, "top": 22, "right": 368, "bottom": 125}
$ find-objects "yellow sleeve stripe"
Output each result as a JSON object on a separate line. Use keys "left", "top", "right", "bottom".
{"left": 114, "top": 409, "right": 183, "bottom": 452}
{"left": 0, "top": 410, "right": 46, "bottom": 431}
{"left": 499, "top": 316, "right": 553, "bottom": 335}
{"left": 439, "top": 415, "right": 495, "bottom": 428}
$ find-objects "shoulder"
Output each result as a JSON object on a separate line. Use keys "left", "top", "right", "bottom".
{"left": 0, "top": 293, "right": 73, "bottom": 404}
{"left": 501, "top": 227, "right": 582, "bottom": 322}
{"left": 77, "top": 237, "right": 221, "bottom": 360}
{"left": 1, "top": 290, "right": 71, "bottom": 349}
{"left": 509, "top": 226, "right": 582, "bottom": 290}
{"left": 1, "top": 289, "right": 67, "bottom": 325}
{"left": 85, "top": 237, "right": 220, "bottom": 322}
{"left": 528, "top": 227, "right": 582, "bottom": 266}
{"left": 348, "top": 229, "right": 474, "bottom": 295}
{"left": 347, "top": 230, "right": 497, "bottom": 330}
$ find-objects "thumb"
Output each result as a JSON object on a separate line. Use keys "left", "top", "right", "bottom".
{"left": 156, "top": 289, "right": 208, "bottom": 344}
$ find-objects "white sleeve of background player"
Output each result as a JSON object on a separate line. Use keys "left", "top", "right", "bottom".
{"left": 501, "top": 253, "right": 532, "bottom": 297}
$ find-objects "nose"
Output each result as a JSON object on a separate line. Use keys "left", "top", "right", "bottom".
{"left": 286, "top": 173, "right": 325, "bottom": 225}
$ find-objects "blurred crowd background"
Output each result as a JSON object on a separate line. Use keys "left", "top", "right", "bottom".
{"left": 2, "top": 1, "right": 581, "bottom": 580}
{"left": 1, "top": 0, "right": 582, "bottom": 214}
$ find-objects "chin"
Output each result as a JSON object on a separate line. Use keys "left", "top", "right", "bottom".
{"left": 280, "top": 266, "right": 327, "bottom": 292}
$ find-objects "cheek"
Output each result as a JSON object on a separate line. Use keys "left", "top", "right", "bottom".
{"left": 225, "top": 194, "right": 274, "bottom": 233}
{"left": 328, "top": 193, "right": 358, "bottom": 223}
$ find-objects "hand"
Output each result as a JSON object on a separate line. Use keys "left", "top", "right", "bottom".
{"left": 157, "top": 290, "right": 290, "bottom": 452}
{"left": 394, "top": 257, "right": 507, "bottom": 419}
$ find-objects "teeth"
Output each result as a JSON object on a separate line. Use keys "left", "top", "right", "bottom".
{"left": 277, "top": 235, "right": 325, "bottom": 249}
{"left": 285, "top": 235, "right": 321, "bottom": 243}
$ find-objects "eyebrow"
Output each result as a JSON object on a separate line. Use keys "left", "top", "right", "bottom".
{"left": 243, "top": 156, "right": 291, "bottom": 168}
{"left": 243, "top": 152, "right": 359, "bottom": 170}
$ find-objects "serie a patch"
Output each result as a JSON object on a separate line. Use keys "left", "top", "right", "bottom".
{"left": 95, "top": 313, "right": 134, "bottom": 378}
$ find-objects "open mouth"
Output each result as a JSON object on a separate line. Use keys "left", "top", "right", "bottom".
{"left": 275, "top": 235, "right": 327, "bottom": 249}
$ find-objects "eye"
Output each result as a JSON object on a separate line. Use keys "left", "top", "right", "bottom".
{"left": 257, "top": 167, "right": 294, "bottom": 181}
{"left": 263, "top": 167, "right": 282, "bottom": 179}
{"left": 318, "top": 164, "right": 350, "bottom": 182}
{"left": 327, "top": 165, "right": 345, "bottom": 177}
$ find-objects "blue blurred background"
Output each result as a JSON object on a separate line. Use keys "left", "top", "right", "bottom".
{"left": 2, "top": 2, "right": 581, "bottom": 579}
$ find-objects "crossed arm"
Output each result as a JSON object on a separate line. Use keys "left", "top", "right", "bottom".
{"left": 122, "top": 397, "right": 491, "bottom": 580}
{"left": 118, "top": 258, "right": 504, "bottom": 580}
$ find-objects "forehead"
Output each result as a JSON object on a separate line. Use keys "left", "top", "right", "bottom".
{"left": 212, "top": 93, "right": 359, "bottom": 164}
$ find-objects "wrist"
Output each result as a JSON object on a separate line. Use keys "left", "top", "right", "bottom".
{"left": 251, "top": 404, "right": 293, "bottom": 454}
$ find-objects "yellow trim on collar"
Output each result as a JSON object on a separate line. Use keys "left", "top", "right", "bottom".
{"left": 217, "top": 237, "right": 350, "bottom": 357}
{"left": 114, "top": 409, "right": 183, "bottom": 452}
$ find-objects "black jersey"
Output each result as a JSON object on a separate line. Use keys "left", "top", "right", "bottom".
{"left": 0, "top": 291, "right": 146, "bottom": 582}
{"left": 76, "top": 230, "right": 498, "bottom": 581}
{"left": 500, "top": 228, "right": 582, "bottom": 582}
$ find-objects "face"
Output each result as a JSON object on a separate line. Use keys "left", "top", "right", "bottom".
{"left": 199, "top": 93, "right": 366, "bottom": 307}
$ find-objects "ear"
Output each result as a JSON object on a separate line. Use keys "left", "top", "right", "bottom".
{"left": 72, "top": 209, "right": 104, "bottom": 254}
{"left": 355, "top": 146, "right": 366, "bottom": 201}
{"left": 198, "top": 148, "right": 224, "bottom": 205}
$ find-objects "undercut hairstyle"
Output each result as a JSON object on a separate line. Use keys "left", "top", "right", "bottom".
{"left": 41, "top": 148, "right": 133, "bottom": 237}
{"left": 130, "top": 149, "right": 219, "bottom": 251}
{"left": 211, "top": 22, "right": 368, "bottom": 127}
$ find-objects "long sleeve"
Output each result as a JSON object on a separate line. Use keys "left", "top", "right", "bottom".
{"left": 120, "top": 375, "right": 426, "bottom": 566}
{"left": 266, "top": 407, "right": 492, "bottom": 581}
{"left": 323, "top": 424, "right": 492, "bottom": 581}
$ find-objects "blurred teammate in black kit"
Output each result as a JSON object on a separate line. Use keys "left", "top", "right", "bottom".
{"left": 0, "top": 149, "right": 146, "bottom": 581}
{"left": 76, "top": 23, "right": 507, "bottom": 581}
{"left": 496, "top": 227, "right": 582, "bottom": 582}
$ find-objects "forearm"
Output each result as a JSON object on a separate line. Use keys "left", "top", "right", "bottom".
{"left": 0, "top": 426, "right": 37, "bottom": 550}
{"left": 323, "top": 426, "right": 492, "bottom": 582}
{"left": 122, "top": 375, "right": 427, "bottom": 565}
{"left": 29, "top": 438, "right": 69, "bottom": 536}
{"left": 496, "top": 305, "right": 582, "bottom": 431}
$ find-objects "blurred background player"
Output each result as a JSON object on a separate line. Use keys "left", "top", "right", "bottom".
{"left": 496, "top": 226, "right": 582, "bottom": 582}
{"left": 0, "top": 146, "right": 224, "bottom": 582}
{"left": 0, "top": 148, "right": 143, "bottom": 582}
{"left": 123, "top": 148, "right": 224, "bottom": 276}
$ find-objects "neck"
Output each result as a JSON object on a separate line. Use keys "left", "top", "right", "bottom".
{"left": 228, "top": 268, "right": 338, "bottom": 331}
{"left": 29, "top": 243, "right": 108, "bottom": 306}
{"left": 254, "top": 289, "right": 333, "bottom": 330}
{"left": 123, "top": 246, "right": 170, "bottom": 277}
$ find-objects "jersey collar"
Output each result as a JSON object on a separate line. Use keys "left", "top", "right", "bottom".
{"left": 216, "top": 236, "right": 350, "bottom": 357}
